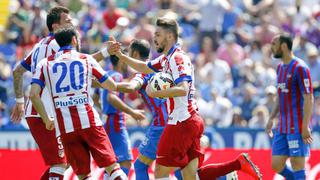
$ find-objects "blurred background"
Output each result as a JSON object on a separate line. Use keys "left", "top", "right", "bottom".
{"left": 0, "top": 0, "right": 319, "bottom": 179}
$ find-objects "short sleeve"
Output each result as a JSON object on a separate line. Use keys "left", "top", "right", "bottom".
{"left": 296, "top": 66, "right": 313, "bottom": 94}
{"left": 169, "top": 52, "right": 192, "bottom": 85}
{"left": 89, "top": 56, "right": 109, "bottom": 83}
{"left": 20, "top": 49, "right": 34, "bottom": 72}
{"left": 147, "top": 56, "right": 163, "bottom": 72}
{"left": 31, "top": 59, "right": 46, "bottom": 88}
{"left": 132, "top": 73, "right": 147, "bottom": 86}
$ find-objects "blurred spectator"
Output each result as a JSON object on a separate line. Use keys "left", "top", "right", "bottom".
{"left": 217, "top": 33, "right": 245, "bottom": 67}
{"left": 294, "top": 33, "right": 317, "bottom": 61}
{"left": 157, "top": 0, "right": 174, "bottom": 9}
{"left": 134, "top": 16, "right": 154, "bottom": 44}
{"left": 103, "top": 0, "right": 123, "bottom": 29}
{"left": 111, "top": 17, "right": 134, "bottom": 45}
{"left": 312, "top": 95, "right": 320, "bottom": 127}
{"left": 305, "top": 43, "right": 320, "bottom": 86}
{"left": 240, "top": 83, "right": 258, "bottom": 121}
{"left": 199, "top": 37, "right": 233, "bottom": 95}
{"left": 248, "top": 105, "right": 269, "bottom": 128}
{"left": 233, "top": 13, "right": 254, "bottom": 46}
{"left": 259, "top": 85, "right": 277, "bottom": 113}
{"left": 231, "top": 107, "right": 247, "bottom": 127}
{"left": 254, "top": 14, "right": 280, "bottom": 45}
{"left": 30, "top": 2, "right": 46, "bottom": 42}
{"left": 197, "top": 89, "right": 233, "bottom": 127}
{"left": 0, "top": 54, "right": 11, "bottom": 103}
{"left": 246, "top": 40, "right": 263, "bottom": 63}
{"left": 198, "top": 0, "right": 231, "bottom": 50}
{"left": 243, "top": 0, "right": 274, "bottom": 17}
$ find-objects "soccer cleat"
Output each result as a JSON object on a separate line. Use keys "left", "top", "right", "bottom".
{"left": 237, "top": 153, "right": 262, "bottom": 180}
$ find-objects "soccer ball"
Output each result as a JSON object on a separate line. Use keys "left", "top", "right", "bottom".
{"left": 149, "top": 72, "right": 174, "bottom": 91}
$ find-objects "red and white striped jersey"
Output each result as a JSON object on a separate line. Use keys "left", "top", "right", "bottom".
{"left": 147, "top": 44, "right": 198, "bottom": 125}
{"left": 31, "top": 47, "right": 108, "bottom": 136}
{"left": 20, "top": 33, "right": 59, "bottom": 118}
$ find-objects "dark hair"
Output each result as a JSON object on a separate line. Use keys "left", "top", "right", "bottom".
{"left": 129, "top": 39, "right": 150, "bottom": 60}
{"left": 156, "top": 18, "right": 178, "bottom": 41}
{"left": 54, "top": 26, "right": 78, "bottom": 47}
{"left": 110, "top": 55, "right": 119, "bottom": 67}
{"left": 47, "top": 6, "right": 70, "bottom": 32}
{"left": 279, "top": 34, "right": 293, "bottom": 51}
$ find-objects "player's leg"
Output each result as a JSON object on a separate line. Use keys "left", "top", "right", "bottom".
{"left": 135, "top": 127, "right": 163, "bottom": 179}
{"left": 84, "top": 126, "right": 127, "bottom": 180}
{"left": 134, "top": 154, "right": 153, "bottom": 180}
{"left": 27, "top": 117, "right": 67, "bottom": 179}
{"left": 112, "top": 128, "right": 133, "bottom": 175}
{"left": 181, "top": 158, "right": 199, "bottom": 180}
{"left": 155, "top": 114, "right": 204, "bottom": 179}
{"left": 59, "top": 132, "right": 91, "bottom": 180}
{"left": 288, "top": 133, "right": 310, "bottom": 180}
{"left": 271, "top": 133, "right": 293, "bottom": 179}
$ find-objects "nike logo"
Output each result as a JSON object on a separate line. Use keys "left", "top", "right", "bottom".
{"left": 292, "top": 150, "right": 299, "bottom": 154}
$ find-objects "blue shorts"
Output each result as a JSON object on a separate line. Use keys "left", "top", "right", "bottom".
{"left": 272, "top": 132, "right": 310, "bottom": 157}
{"left": 138, "top": 127, "right": 164, "bottom": 160}
{"left": 105, "top": 115, "right": 133, "bottom": 162}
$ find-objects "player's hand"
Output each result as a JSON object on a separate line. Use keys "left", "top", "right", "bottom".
{"left": 10, "top": 103, "right": 25, "bottom": 123}
{"left": 302, "top": 126, "right": 313, "bottom": 144}
{"left": 107, "top": 36, "right": 121, "bottom": 55}
{"left": 44, "top": 117, "right": 55, "bottom": 131}
{"left": 130, "top": 109, "right": 145, "bottom": 122}
{"left": 265, "top": 119, "right": 274, "bottom": 138}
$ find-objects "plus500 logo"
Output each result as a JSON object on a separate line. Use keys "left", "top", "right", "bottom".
{"left": 55, "top": 95, "right": 88, "bottom": 108}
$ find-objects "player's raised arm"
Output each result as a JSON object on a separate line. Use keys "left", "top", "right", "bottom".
{"left": 116, "top": 51, "right": 154, "bottom": 74}
{"left": 91, "top": 36, "right": 122, "bottom": 62}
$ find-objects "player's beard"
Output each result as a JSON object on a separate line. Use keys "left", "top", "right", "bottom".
{"left": 273, "top": 49, "right": 283, "bottom": 59}
{"left": 156, "top": 39, "right": 167, "bottom": 53}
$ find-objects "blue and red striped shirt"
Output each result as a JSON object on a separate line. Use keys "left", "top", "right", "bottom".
{"left": 276, "top": 57, "right": 313, "bottom": 134}
{"left": 101, "top": 70, "right": 125, "bottom": 131}
{"left": 133, "top": 73, "right": 167, "bottom": 129}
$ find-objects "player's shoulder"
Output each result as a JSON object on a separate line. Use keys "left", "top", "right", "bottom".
{"left": 294, "top": 57, "right": 310, "bottom": 70}
{"left": 171, "top": 49, "right": 190, "bottom": 63}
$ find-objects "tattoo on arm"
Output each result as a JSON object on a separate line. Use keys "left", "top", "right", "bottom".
{"left": 13, "top": 65, "right": 27, "bottom": 98}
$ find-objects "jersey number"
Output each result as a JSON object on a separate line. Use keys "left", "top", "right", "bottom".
{"left": 53, "top": 62, "right": 84, "bottom": 93}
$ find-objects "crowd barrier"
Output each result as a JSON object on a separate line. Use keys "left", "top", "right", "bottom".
{"left": 0, "top": 148, "right": 319, "bottom": 179}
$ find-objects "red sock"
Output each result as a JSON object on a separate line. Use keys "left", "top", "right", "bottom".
{"left": 40, "top": 167, "right": 50, "bottom": 180}
{"left": 198, "top": 160, "right": 241, "bottom": 180}
{"left": 49, "top": 172, "right": 64, "bottom": 180}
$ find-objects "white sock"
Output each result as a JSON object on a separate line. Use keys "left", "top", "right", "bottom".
{"left": 110, "top": 169, "right": 127, "bottom": 180}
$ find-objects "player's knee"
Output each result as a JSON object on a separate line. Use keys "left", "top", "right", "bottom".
{"left": 271, "top": 161, "right": 285, "bottom": 173}
{"left": 155, "top": 164, "right": 171, "bottom": 178}
{"left": 290, "top": 158, "right": 305, "bottom": 171}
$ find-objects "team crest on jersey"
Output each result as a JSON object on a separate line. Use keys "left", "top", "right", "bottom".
{"left": 174, "top": 54, "right": 184, "bottom": 65}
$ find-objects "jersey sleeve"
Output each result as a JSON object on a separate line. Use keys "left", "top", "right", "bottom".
{"left": 20, "top": 48, "right": 34, "bottom": 72}
{"left": 132, "top": 73, "right": 147, "bottom": 87}
{"left": 169, "top": 52, "right": 192, "bottom": 84}
{"left": 147, "top": 56, "right": 163, "bottom": 72}
{"left": 296, "top": 66, "right": 313, "bottom": 94}
{"left": 89, "top": 56, "right": 109, "bottom": 83}
{"left": 31, "top": 59, "right": 46, "bottom": 88}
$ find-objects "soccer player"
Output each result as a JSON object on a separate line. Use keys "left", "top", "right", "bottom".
{"left": 97, "top": 54, "right": 145, "bottom": 176}
{"left": 10, "top": 6, "right": 112, "bottom": 179}
{"left": 109, "top": 18, "right": 262, "bottom": 180}
{"left": 117, "top": 39, "right": 262, "bottom": 180}
{"left": 266, "top": 34, "right": 314, "bottom": 180}
{"left": 30, "top": 26, "right": 127, "bottom": 180}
